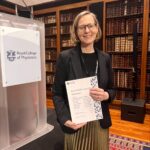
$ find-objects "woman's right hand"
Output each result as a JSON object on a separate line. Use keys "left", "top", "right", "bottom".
{"left": 64, "top": 120, "right": 87, "bottom": 130}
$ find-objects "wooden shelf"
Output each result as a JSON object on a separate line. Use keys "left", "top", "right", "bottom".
{"left": 45, "top": 34, "right": 57, "bottom": 37}
{"left": 108, "top": 51, "right": 133, "bottom": 54}
{"left": 113, "top": 67, "right": 133, "bottom": 70}
{"left": 60, "top": 20, "right": 73, "bottom": 24}
{"left": 45, "top": 23, "right": 56, "bottom": 26}
{"left": 106, "top": 33, "right": 142, "bottom": 37}
{"left": 46, "top": 59, "right": 56, "bottom": 62}
{"left": 60, "top": 33, "right": 71, "bottom": 35}
{"left": 46, "top": 47, "right": 57, "bottom": 49}
{"left": 106, "top": 13, "right": 143, "bottom": 19}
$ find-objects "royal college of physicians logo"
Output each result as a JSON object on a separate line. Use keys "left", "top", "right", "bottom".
{"left": 6, "top": 50, "right": 16, "bottom": 62}
{"left": 6, "top": 49, "right": 37, "bottom": 62}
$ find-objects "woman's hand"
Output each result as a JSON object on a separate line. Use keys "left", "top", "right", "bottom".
{"left": 64, "top": 120, "right": 87, "bottom": 130}
{"left": 90, "top": 87, "right": 109, "bottom": 101}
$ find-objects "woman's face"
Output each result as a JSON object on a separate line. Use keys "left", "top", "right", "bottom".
{"left": 77, "top": 14, "right": 98, "bottom": 47}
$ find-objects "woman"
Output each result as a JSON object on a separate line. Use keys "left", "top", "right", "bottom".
{"left": 52, "top": 11, "right": 115, "bottom": 150}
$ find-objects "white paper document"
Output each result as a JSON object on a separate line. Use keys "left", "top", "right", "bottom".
{"left": 65, "top": 76, "right": 103, "bottom": 124}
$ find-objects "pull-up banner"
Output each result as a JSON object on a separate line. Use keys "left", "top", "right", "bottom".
{"left": 0, "top": 26, "right": 41, "bottom": 87}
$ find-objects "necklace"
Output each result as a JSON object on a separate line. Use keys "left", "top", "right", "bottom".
{"left": 81, "top": 53, "right": 98, "bottom": 76}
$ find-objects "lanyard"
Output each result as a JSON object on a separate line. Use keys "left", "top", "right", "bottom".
{"left": 95, "top": 61, "right": 98, "bottom": 75}
{"left": 81, "top": 55, "right": 98, "bottom": 76}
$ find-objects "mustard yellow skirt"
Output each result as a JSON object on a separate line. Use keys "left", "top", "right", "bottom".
{"left": 64, "top": 120, "right": 109, "bottom": 150}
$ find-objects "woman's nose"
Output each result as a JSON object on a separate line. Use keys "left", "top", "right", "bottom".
{"left": 84, "top": 26, "right": 90, "bottom": 32}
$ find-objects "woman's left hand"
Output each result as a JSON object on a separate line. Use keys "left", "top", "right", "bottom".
{"left": 89, "top": 87, "right": 109, "bottom": 101}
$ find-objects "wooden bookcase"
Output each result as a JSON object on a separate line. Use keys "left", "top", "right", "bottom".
{"left": 146, "top": 0, "right": 150, "bottom": 103}
{"left": 104, "top": 0, "right": 150, "bottom": 112}
{"left": 105, "top": 0, "right": 143, "bottom": 100}
{"left": 35, "top": 12, "right": 57, "bottom": 99}
{"left": 33, "top": 0, "right": 150, "bottom": 110}
{"left": 140, "top": 0, "right": 149, "bottom": 104}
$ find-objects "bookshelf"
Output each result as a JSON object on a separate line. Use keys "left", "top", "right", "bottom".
{"left": 105, "top": 0, "right": 144, "bottom": 101}
{"left": 35, "top": 13, "right": 57, "bottom": 99}
{"left": 140, "top": 0, "right": 149, "bottom": 105}
{"left": 146, "top": 0, "right": 150, "bottom": 103}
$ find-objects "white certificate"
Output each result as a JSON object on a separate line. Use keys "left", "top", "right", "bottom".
{"left": 65, "top": 76, "right": 103, "bottom": 124}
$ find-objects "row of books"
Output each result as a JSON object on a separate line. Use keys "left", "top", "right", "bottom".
{"left": 45, "top": 63, "right": 56, "bottom": 72}
{"left": 115, "top": 91, "right": 140, "bottom": 100}
{"left": 61, "top": 25, "right": 72, "bottom": 34}
{"left": 46, "top": 50, "right": 57, "bottom": 61}
{"left": 106, "top": 18, "right": 143, "bottom": 35}
{"left": 46, "top": 86, "right": 53, "bottom": 96}
{"left": 106, "top": 0, "right": 143, "bottom": 18}
{"left": 106, "top": 36, "right": 134, "bottom": 52}
{"left": 46, "top": 75, "right": 55, "bottom": 84}
{"left": 45, "top": 38, "right": 56, "bottom": 48}
{"left": 146, "top": 73, "right": 150, "bottom": 87}
{"left": 35, "top": 15, "right": 56, "bottom": 24}
{"left": 145, "top": 91, "right": 150, "bottom": 103}
{"left": 112, "top": 55, "right": 141, "bottom": 68}
{"left": 45, "top": 37, "right": 75, "bottom": 49}
{"left": 113, "top": 71, "right": 139, "bottom": 88}
{"left": 147, "top": 56, "right": 150, "bottom": 69}
{"left": 148, "top": 39, "right": 150, "bottom": 51}
{"left": 45, "top": 27, "right": 57, "bottom": 35}
{"left": 149, "top": 21, "right": 150, "bottom": 32}
{"left": 60, "top": 12, "right": 79, "bottom": 23}
{"left": 62, "top": 39, "right": 75, "bottom": 48}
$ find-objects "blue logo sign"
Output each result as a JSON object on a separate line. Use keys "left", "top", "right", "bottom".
{"left": 7, "top": 50, "right": 16, "bottom": 62}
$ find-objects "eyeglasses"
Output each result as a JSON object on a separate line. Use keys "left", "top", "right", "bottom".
{"left": 78, "top": 23, "right": 96, "bottom": 31}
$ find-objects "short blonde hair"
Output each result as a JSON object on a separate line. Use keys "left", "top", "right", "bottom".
{"left": 71, "top": 10, "right": 102, "bottom": 44}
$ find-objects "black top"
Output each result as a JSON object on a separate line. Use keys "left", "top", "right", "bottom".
{"left": 81, "top": 52, "right": 97, "bottom": 77}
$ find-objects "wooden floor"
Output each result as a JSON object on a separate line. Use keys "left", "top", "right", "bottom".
{"left": 110, "top": 108, "right": 150, "bottom": 143}
{"left": 47, "top": 100, "right": 150, "bottom": 143}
